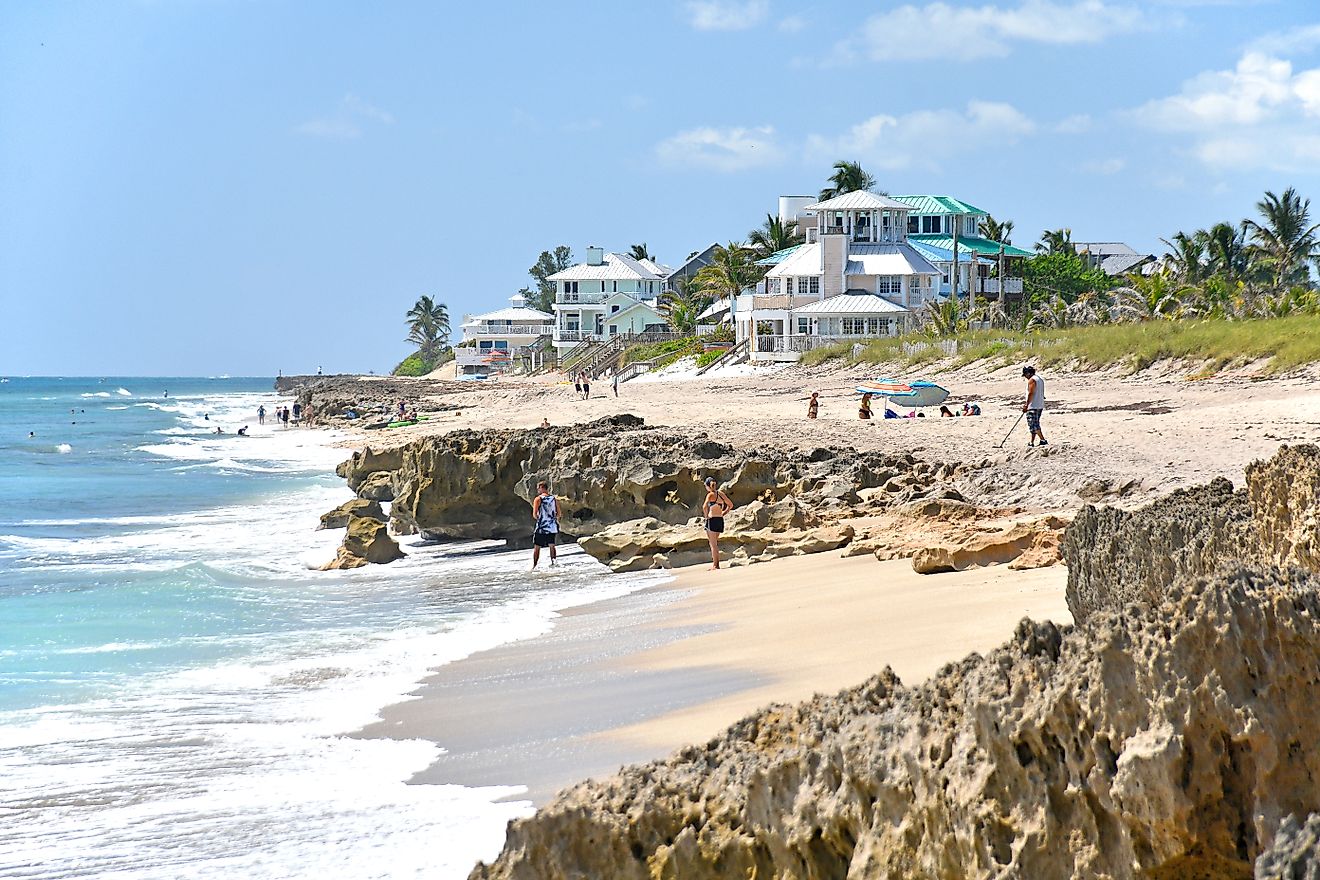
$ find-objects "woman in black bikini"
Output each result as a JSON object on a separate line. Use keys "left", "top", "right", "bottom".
{"left": 701, "top": 476, "right": 732, "bottom": 570}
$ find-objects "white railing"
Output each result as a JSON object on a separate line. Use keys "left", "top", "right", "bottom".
{"left": 977, "top": 278, "right": 1024, "bottom": 295}
{"left": 755, "top": 334, "right": 889, "bottom": 354}
{"left": 462, "top": 323, "right": 553, "bottom": 336}
{"left": 553, "top": 329, "right": 606, "bottom": 343}
{"left": 556, "top": 293, "right": 609, "bottom": 305}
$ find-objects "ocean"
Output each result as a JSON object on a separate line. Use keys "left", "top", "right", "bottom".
{"left": 0, "top": 377, "right": 654, "bottom": 879}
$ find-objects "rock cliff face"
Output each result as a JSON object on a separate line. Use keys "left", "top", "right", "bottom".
{"left": 470, "top": 567, "right": 1320, "bottom": 880}
{"left": 1063, "top": 444, "right": 1320, "bottom": 625}
{"left": 338, "top": 416, "right": 966, "bottom": 546}
{"left": 321, "top": 515, "right": 405, "bottom": 570}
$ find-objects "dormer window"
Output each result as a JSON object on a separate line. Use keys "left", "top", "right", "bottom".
{"left": 922, "top": 216, "right": 942, "bottom": 234}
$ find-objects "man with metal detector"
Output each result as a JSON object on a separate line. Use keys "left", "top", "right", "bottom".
{"left": 1021, "top": 365, "right": 1048, "bottom": 448}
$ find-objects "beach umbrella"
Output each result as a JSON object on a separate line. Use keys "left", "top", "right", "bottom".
{"left": 855, "top": 379, "right": 949, "bottom": 408}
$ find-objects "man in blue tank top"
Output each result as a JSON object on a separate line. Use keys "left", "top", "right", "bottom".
{"left": 531, "top": 480, "right": 559, "bottom": 569}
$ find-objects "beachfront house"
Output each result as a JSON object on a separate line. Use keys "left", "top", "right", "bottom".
{"left": 457, "top": 293, "right": 554, "bottom": 376}
{"left": 737, "top": 191, "right": 939, "bottom": 362}
{"left": 1074, "top": 242, "right": 1157, "bottom": 277}
{"left": 895, "top": 195, "right": 1033, "bottom": 302}
{"left": 548, "top": 247, "right": 673, "bottom": 356}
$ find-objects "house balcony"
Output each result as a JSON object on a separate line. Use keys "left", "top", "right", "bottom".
{"left": 752, "top": 294, "right": 822, "bottom": 310}
{"left": 556, "top": 292, "right": 610, "bottom": 306}
{"left": 553, "top": 328, "right": 606, "bottom": 344}
{"left": 462, "top": 323, "right": 553, "bottom": 336}
{"left": 977, "top": 278, "right": 1024, "bottom": 295}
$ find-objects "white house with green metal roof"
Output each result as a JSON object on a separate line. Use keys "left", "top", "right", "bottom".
{"left": 737, "top": 191, "right": 939, "bottom": 362}
{"left": 548, "top": 246, "right": 673, "bottom": 356}
{"left": 895, "top": 194, "right": 1033, "bottom": 301}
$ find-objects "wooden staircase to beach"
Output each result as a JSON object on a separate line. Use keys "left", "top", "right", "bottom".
{"left": 695, "top": 338, "right": 750, "bottom": 376}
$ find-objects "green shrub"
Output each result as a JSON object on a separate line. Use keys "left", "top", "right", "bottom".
{"left": 622, "top": 336, "right": 699, "bottom": 365}
{"left": 695, "top": 349, "right": 724, "bottom": 368}
{"left": 392, "top": 350, "right": 434, "bottom": 376}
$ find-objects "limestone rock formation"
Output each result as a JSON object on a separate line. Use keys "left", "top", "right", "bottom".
{"left": 1255, "top": 813, "right": 1320, "bottom": 879}
{"left": 337, "top": 416, "right": 962, "bottom": 544}
{"left": 579, "top": 499, "right": 855, "bottom": 572}
{"left": 321, "top": 514, "right": 405, "bottom": 570}
{"left": 1064, "top": 445, "right": 1320, "bottom": 625}
{"left": 1062, "top": 477, "right": 1254, "bottom": 624}
{"left": 910, "top": 516, "right": 1067, "bottom": 574}
{"left": 318, "top": 498, "right": 386, "bottom": 530}
{"left": 471, "top": 567, "right": 1320, "bottom": 879}
{"left": 1247, "top": 443, "right": 1320, "bottom": 571}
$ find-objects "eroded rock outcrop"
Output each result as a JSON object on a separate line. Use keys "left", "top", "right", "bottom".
{"left": 318, "top": 498, "right": 386, "bottom": 530}
{"left": 321, "top": 514, "right": 405, "bottom": 570}
{"left": 910, "top": 516, "right": 1067, "bottom": 574}
{"left": 579, "top": 499, "right": 854, "bottom": 572}
{"left": 338, "top": 416, "right": 966, "bottom": 546}
{"left": 1064, "top": 444, "right": 1320, "bottom": 625}
{"left": 1255, "top": 813, "right": 1320, "bottom": 879}
{"left": 470, "top": 567, "right": 1320, "bottom": 879}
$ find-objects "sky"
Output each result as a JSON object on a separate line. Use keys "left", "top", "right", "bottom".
{"left": 2, "top": 0, "right": 1319, "bottom": 376}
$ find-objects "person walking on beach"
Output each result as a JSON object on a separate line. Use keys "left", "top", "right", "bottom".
{"left": 573, "top": 374, "right": 582, "bottom": 398}
{"left": 292, "top": 402, "right": 302, "bottom": 423}
{"left": 612, "top": 371, "right": 619, "bottom": 397}
{"left": 258, "top": 405, "right": 266, "bottom": 425}
{"left": 1022, "top": 365, "right": 1048, "bottom": 447}
{"left": 531, "top": 480, "right": 559, "bottom": 569}
{"left": 807, "top": 392, "right": 819, "bottom": 419}
{"left": 581, "top": 371, "right": 591, "bottom": 400}
{"left": 701, "top": 476, "right": 733, "bottom": 570}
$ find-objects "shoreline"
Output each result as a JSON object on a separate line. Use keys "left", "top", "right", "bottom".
{"left": 355, "top": 549, "right": 1071, "bottom": 805}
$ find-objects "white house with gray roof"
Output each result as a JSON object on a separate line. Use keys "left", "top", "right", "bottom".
{"left": 457, "top": 293, "right": 554, "bottom": 375}
{"left": 548, "top": 246, "right": 673, "bottom": 355}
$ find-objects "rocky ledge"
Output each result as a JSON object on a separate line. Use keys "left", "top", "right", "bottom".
{"left": 335, "top": 416, "right": 976, "bottom": 554}
{"left": 469, "top": 446, "right": 1320, "bottom": 879}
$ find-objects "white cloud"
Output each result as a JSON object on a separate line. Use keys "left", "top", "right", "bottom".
{"left": 683, "top": 0, "right": 768, "bottom": 31}
{"left": 1249, "top": 24, "right": 1320, "bottom": 57}
{"left": 1081, "top": 157, "right": 1127, "bottom": 174}
{"left": 1054, "top": 113, "right": 1093, "bottom": 133}
{"left": 835, "top": 1, "right": 1148, "bottom": 62}
{"left": 805, "top": 101, "right": 1036, "bottom": 171}
{"left": 778, "top": 14, "right": 808, "bottom": 33}
{"left": 655, "top": 125, "right": 783, "bottom": 171}
{"left": 296, "top": 93, "right": 394, "bottom": 140}
{"left": 1135, "top": 49, "right": 1320, "bottom": 170}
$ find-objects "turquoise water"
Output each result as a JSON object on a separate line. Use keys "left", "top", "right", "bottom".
{"left": 0, "top": 378, "right": 652, "bottom": 879}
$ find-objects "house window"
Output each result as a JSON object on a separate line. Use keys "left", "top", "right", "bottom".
{"left": 877, "top": 276, "right": 900, "bottom": 295}
{"left": 768, "top": 278, "right": 780, "bottom": 295}
{"left": 796, "top": 317, "right": 809, "bottom": 335}
{"left": 479, "top": 341, "right": 493, "bottom": 350}
{"left": 908, "top": 216, "right": 919, "bottom": 233}
{"left": 611, "top": 305, "right": 620, "bottom": 313}
{"left": 797, "top": 277, "right": 808, "bottom": 295}
{"left": 494, "top": 340, "right": 508, "bottom": 349}
{"left": 809, "top": 277, "right": 820, "bottom": 295}
{"left": 922, "top": 216, "right": 942, "bottom": 234}
{"left": 866, "top": 318, "right": 881, "bottom": 335}
{"left": 563, "top": 281, "right": 579, "bottom": 294}
{"left": 609, "top": 324, "right": 618, "bottom": 334}
{"left": 842, "top": 317, "right": 865, "bottom": 335}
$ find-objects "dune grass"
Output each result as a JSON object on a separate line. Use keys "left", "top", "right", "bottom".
{"left": 800, "top": 316, "right": 1320, "bottom": 376}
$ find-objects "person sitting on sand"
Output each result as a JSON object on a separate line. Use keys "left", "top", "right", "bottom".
{"left": 808, "top": 392, "right": 819, "bottom": 419}
{"left": 540, "top": 418, "right": 551, "bottom": 429}
{"left": 858, "top": 392, "right": 873, "bottom": 420}
{"left": 237, "top": 426, "right": 248, "bottom": 436}
{"left": 940, "top": 405, "right": 955, "bottom": 417}
{"left": 701, "top": 477, "right": 733, "bottom": 570}
{"left": 531, "top": 480, "right": 559, "bottom": 569}
{"left": 962, "top": 402, "right": 981, "bottom": 416}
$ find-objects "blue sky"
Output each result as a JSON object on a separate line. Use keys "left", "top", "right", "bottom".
{"left": 2, "top": 0, "right": 1319, "bottom": 375}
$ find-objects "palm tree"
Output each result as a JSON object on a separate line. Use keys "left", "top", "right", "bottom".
{"left": 628, "top": 243, "right": 654, "bottom": 261}
{"left": 1245, "top": 187, "right": 1320, "bottom": 289}
{"left": 405, "top": 295, "right": 451, "bottom": 363}
{"left": 1035, "top": 228, "right": 1075, "bottom": 255}
{"left": 748, "top": 214, "right": 804, "bottom": 258}
{"left": 692, "top": 242, "right": 765, "bottom": 303}
{"left": 1201, "top": 221, "right": 1251, "bottom": 284}
{"left": 1159, "top": 231, "right": 1206, "bottom": 284}
{"left": 656, "top": 282, "right": 709, "bottom": 335}
{"left": 1109, "top": 274, "right": 1188, "bottom": 322}
{"left": 978, "top": 215, "right": 1014, "bottom": 245}
{"left": 818, "top": 160, "right": 877, "bottom": 200}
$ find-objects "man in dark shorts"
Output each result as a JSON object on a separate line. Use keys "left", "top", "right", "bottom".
{"left": 1022, "top": 365, "right": 1048, "bottom": 447}
{"left": 531, "top": 480, "right": 559, "bottom": 569}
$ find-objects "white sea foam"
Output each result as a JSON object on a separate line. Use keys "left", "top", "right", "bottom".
{"left": 106, "top": 404, "right": 130, "bottom": 410}
{"left": 116, "top": 387, "right": 132, "bottom": 396}
{"left": 56, "top": 443, "right": 72, "bottom": 454}
{"left": 81, "top": 391, "right": 113, "bottom": 398}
